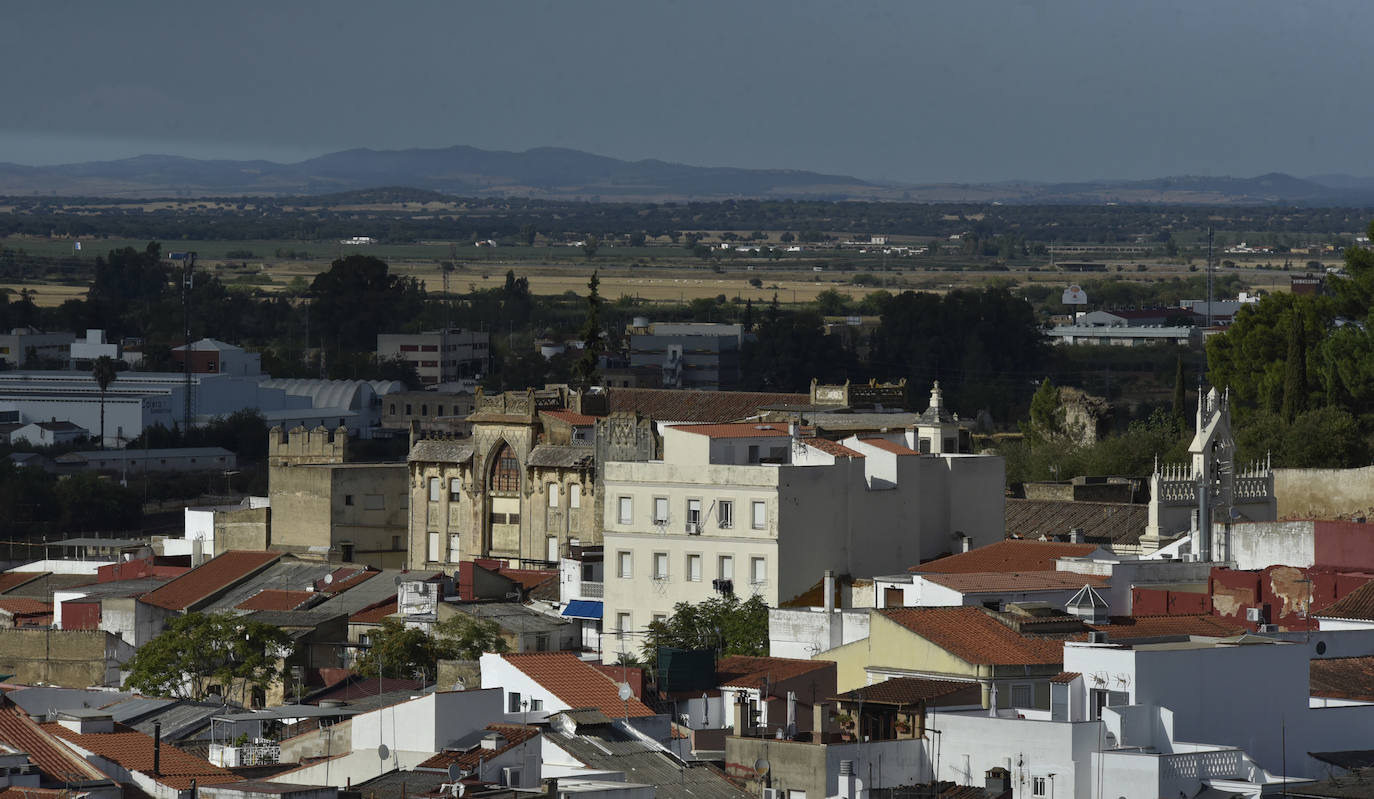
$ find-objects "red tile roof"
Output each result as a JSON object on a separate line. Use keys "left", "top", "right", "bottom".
{"left": 1316, "top": 579, "right": 1374, "bottom": 621}
{"left": 833, "top": 677, "right": 980, "bottom": 706}
{"left": 1006, "top": 498, "right": 1148, "bottom": 548}
{"left": 316, "top": 567, "right": 379, "bottom": 594}
{"left": 0, "top": 705, "right": 107, "bottom": 781}
{"left": 496, "top": 568, "right": 558, "bottom": 592}
{"left": 416, "top": 725, "right": 539, "bottom": 771}
{"left": 856, "top": 437, "right": 920, "bottom": 455}
{"left": 1311, "top": 656, "right": 1374, "bottom": 701}
{"left": 235, "top": 589, "right": 317, "bottom": 612}
{"left": 0, "top": 788, "right": 75, "bottom": 799}
{"left": 714, "top": 656, "right": 834, "bottom": 691}
{"left": 920, "top": 571, "right": 1109, "bottom": 594}
{"left": 910, "top": 540, "right": 1099, "bottom": 574}
{"left": 1091, "top": 615, "right": 1246, "bottom": 640}
{"left": 541, "top": 409, "right": 598, "bottom": 426}
{"left": 44, "top": 722, "right": 242, "bottom": 790}
{"left": 348, "top": 595, "right": 397, "bottom": 625}
{"left": 0, "top": 598, "right": 51, "bottom": 616}
{"left": 500, "top": 653, "right": 656, "bottom": 717}
{"left": 607, "top": 388, "right": 809, "bottom": 424}
{"left": 879, "top": 607, "right": 1066, "bottom": 666}
{"left": 670, "top": 422, "right": 793, "bottom": 439}
{"left": 0, "top": 573, "right": 45, "bottom": 595}
{"left": 802, "top": 438, "right": 865, "bottom": 459}
{"left": 1048, "top": 672, "right": 1080, "bottom": 684}
{"left": 140, "top": 551, "right": 282, "bottom": 611}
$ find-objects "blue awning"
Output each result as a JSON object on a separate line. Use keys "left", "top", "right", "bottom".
{"left": 562, "top": 599, "right": 603, "bottom": 620}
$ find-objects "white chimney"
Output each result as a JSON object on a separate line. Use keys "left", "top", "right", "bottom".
{"left": 960, "top": 534, "right": 972, "bottom": 553}
{"left": 838, "top": 760, "right": 855, "bottom": 799}
{"left": 823, "top": 570, "right": 835, "bottom": 613}
{"left": 786, "top": 691, "right": 796, "bottom": 730}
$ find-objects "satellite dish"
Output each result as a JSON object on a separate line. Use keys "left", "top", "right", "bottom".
{"left": 324, "top": 573, "right": 334, "bottom": 585}
{"left": 447, "top": 764, "right": 462, "bottom": 781}
{"left": 378, "top": 744, "right": 391, "bottom": 761}
{"left": 617, "top": 683, "right": 633, "bottom": 702}
{"left": 753, "top": 758, "right": 770, "bottom": 778}
{"left": 1062, "top": 285, "right": 1088, "bottom": 305}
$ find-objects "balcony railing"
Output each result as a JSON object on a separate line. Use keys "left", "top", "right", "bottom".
{"left": 580, "top": 581, "right": 603, "bottom": 598}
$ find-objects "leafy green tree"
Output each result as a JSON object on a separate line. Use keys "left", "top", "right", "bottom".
{"left": 582, "top": 235, "right": 600, "bottom": 260}
{"left": 814, "top": 288, "right": 850, "bottom": 317}
{"left": 354, "top": 618, "right": 450, "bottom": 680}
{"left": 91, "top": 355, "right": 119, "bottom": 449}
{"left": 1281, "top": 315, "right": 1309, "bottom": 421}
{"left": 434, "top": 613, "right": 510, "bottom": 660}
{"left": 1025, "top": 378, "right": 1062, "bottom": 445}
{"left": 741, "top": 309, "right": 851, "bottom": 391}
{"left": 573, "top": 271, "right": 604, "bottom": 386}
{"left": 54, "top": 473, "right": 142, "bottom": 532}
{"left": 309, "top": 255, "right": 426, "bottom": 352}
{"left": 1171, "top": 356, "right": 1186, "bottom": 420}
{"left": 124, "top": 612, "right": 290, "bottom": 703}
{"left": 640, "top": 594, "right": 769, "bottom": 671}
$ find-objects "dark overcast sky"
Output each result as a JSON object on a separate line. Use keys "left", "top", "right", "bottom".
{"left": 3, "top": 0, "right": 1369, "bottom": 183}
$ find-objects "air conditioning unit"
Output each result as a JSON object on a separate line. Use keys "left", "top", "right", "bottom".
{"left": 1088, "top": 631, "right": 1109, "bottom": 644}
{"left": 1245, "top": 607, "right": 1264, "bottom": 623}
{"left": 712, "top": 578, "right": 734, "bottom": 595}
{"left": 1259, "top": 623, "right": 1280, "bottom": 634}
{"left": 685, "top": 522, "right": 701, "bottom": 535}
{"left": 762, "top": 790, "right": 778, "bottom": 799}
{"left": 501, "top": 767, "right": 522, "bottom": 787}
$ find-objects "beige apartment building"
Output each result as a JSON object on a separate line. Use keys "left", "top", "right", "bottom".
{"left": 597, "top": 402, "right": 1005, "bottom": 656}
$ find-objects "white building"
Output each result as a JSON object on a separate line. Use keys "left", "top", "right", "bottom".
{"left": 377, "top": 328, "right": 489, "bottom": 385}
{"left": 598, "top": 392, "right": 1004, "bottom": 656}
{"left": 70, "top": 329, "right": 120, "bottom": 364}
{"left": 10, "top": 419, "right": 87, "bottom": 446}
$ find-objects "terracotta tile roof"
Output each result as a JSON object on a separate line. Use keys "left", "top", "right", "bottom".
{"left": 44, "top": 722, "right": 242, "bottom": 790}
{"left": 416, "top": 725, "right": 539, "bottom": 771}
{"left": 540, "top": 409, "right": 598, "bottom": 426}
{"left": 140, "top": 551, "right": 282, "bottom": 611}
{"left": 0, "top": 788, "right": 75, "bottom": 799}
{"left": 500, "top": 653, "right": 656, "bottom": 717}
{"left": 496, "top": 568, "right": 558, "bottom": 592}
{"left": 349, "top": 595, "right": 398, "bottom": 625}
{"left": 833, "top": 677, "right": 980, "bottom": 706}
{"left": 920, "top": 571, "right": 1109, "bottom": 594}
{"left": 1091, "top": 615, "right": 1247, "bottom": 640}
{"left": 0, "top": 705, "right": 107, "bottom": 781}
{"left": 316, "top": 567, "right": 379, "bottom": 594}
{"left": 669, "top": 422, "right": 792, "bottom": 439}
{"left": 607, "top": 388, "right": 808, "bottom": 424}
{"left": 1005, "top": 499, "right": 1148, "bottom": 548}
{"left": 234, "top": 590, "right": 317, "bottom": 612}
{"left": 801, "top": 438, "right": 865, "bottom": 459}
{"left": 714, "top": 656, "right": 833, "bottom": 691}
{"left": 879, "top": 607, "right": 1066, "bottom": 666}
{"left": 911, "top": 540, "right": 1099, "bottom": 574}
{"left": 1311, "top": 656, "right": 1374, "bottom": 701}
{"left": 1316, "top": 579, "right": 1374, "bottom": 621}
{"left": 856, "top": 437, "right": 920, "bottom": 455}
{"left": 0, "top": 573, "right": 45, "bottom": 595}
{"left": 1049, "top": 672, "right": 1080, "bottom": 684}
{"left": 0, "top": 598, "right": 51, "bottom": 616}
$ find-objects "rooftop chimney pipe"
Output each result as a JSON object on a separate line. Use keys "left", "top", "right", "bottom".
{"left": 153, "top": 722, "right": 161, "bottom": 776}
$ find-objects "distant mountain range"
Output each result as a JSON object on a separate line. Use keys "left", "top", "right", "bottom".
{"left": 1, "top": 144, "right": 1373, "bottom": 205}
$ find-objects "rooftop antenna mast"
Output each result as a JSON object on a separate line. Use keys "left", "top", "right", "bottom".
{"left": 1206, "top": 228, "right": 1214, "bottom": 330}
{"left": 170, "top": 251, "right": 197, "bottom": 431}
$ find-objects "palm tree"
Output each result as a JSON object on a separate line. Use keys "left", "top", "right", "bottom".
{"left": 91, "top": 355, "right": 118, "bottom": 449}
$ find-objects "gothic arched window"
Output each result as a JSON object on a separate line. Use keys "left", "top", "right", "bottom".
{"left": 491, "top": 442, "right": 520, "bottom": 492}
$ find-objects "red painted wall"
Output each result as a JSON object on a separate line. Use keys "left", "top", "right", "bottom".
{"left": 1314, "top": 521, "right": 1374, "bottom": 570}
{"left": 62, "top": 600, "right": 101, "bottom": 630}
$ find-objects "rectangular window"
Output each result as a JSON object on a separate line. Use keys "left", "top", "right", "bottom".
{"left": 1011, "top": 684, "right": 1033, "bottom": 708}
{"left": 653, "top": 613, "right": 667, "bottom": 625}
{"left": 508, "top": 692, "right": 522, "bottom": 713}
{"left": 752, "top": 501, "right": 767, "bottom": 529}
{"left": 529, "top": 698, "right": 543, "bottom": 711}
{"left": 448, "top": 533, "right": 461, "bottom": 563}
{"left": 718, "top": 500, "right": 734, "bottom": 529}
{"left": 750, "top": 556, "right": 767, "bottom": 585}
{"left": 618, "top": 497, "right": 633, "bottom": 525}
{"left": 570, "top": 487, "right": 581, "bottom": 509}
{"left": 364, "top": 494, "right": 385, "bottom": 510}
{"left": 686, "top": 499, "right": 701, "bottom": 528}
{"left": 747, "top": 445, "right": 760, "bottom": 463}
{"left": 1032, "top": 776, "right": 1047, "bottom": 797}
{"left": 548, "top": 483, "right": 559, "bottom": 508}
{"left": 427, "top": 532, "right": 440, "bottom": 562}
{"left": 653, "top": 552, "right": 669, "bottom": 580}
{"left": 653, "top": 497, "right": 669, "bottom": 524}
{"left": 449, "top": 478, "right": 462, "bottom": 502}
{"left": 617, "top": 550, "right": 633, "bottom": 579}
{"left": 687, "top": 554, "right": 702, "bottom": 582}
{"left": 344, "top": 494, "right": 354, "bottom": 506}
{"left": 535, "top": 634, "right": 549, "bottom": 652}
{"left": 617, "top": 612, "right": 632, "bottom": 640}
{"left": 428, "top": 477, "right": 441, "bottom": 503}
{"left": 719, "top": 555, "right": 734, "bottom": 581}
